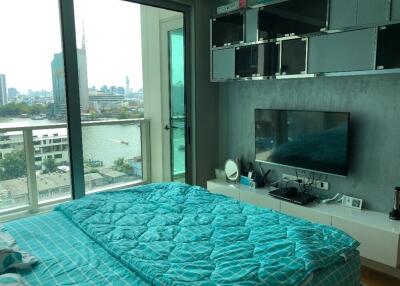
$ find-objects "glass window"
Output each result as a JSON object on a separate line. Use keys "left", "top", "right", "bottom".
{"left": 0, "top": 0, "right": 72, "bottom": 211}
{"left": 74, "top": 0, "right": 144, "bottom": 193}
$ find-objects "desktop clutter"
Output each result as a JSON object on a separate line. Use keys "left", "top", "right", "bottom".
{"left": 218, "top": 158, "right": 371, "bottom": 208}
{"left": 219, "top": 159, "right": 273, "bottom": 187}
{"left": 221, "top": 159, "right": 316, "bottom": 206}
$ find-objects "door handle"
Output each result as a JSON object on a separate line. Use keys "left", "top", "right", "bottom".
{"left": 164, "top": 125, "right": 178, "bottom": 130}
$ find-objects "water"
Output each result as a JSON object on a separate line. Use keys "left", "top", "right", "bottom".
{"left": 0, "top": 117, "right": 141, "bottom": 166}
{"left": 82, "top": 124, "right": 141, "bottom": 166}
{"left": 0, "top": 117, "right": 185, "bottom": 174}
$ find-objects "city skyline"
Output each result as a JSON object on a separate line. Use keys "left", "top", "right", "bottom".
{"left": 0, "top": 0, "right": 143, "bottom": 93}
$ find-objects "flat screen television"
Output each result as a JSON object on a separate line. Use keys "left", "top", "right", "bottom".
{"left": 255, "top": 109, "right": 350, "bottom": 176}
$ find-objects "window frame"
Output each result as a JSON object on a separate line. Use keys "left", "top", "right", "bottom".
{"left": 59, "top": 0, "right": 193, "bottom": 200}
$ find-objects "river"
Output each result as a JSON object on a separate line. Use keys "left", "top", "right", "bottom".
{"left": 0, "top": 117, "right": 185, "bottom": 174}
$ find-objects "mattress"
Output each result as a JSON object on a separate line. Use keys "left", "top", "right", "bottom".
{"left": 56, "top": 183, "right": 360, "bottom": 285}
{"left": 310, "top": 251, "right": 360, "bottom": 286}
{"left": 3, "top": 211, "right": 148, "bottom": 286}
{"left": 3, "top": 183, "right": 361, "bottom": 285}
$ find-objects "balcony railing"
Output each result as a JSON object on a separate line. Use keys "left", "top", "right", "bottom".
{"left": 0, "top": 119, "right": 150, "bottom": 217}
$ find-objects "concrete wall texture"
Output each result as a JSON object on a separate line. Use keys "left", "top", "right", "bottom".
{"left": 218, "top": 74, "right": 400, "bottom": 212}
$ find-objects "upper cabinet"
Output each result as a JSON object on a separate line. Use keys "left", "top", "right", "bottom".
{"left": 212, "top": 48, "right": 236, "bottom": 81}
{"left": 258, "top": 0, "right": 328, "bottom": 40}
{"left": 235, "top": 42, "right": 280, "bottom": 78}
{"left": 356, "top": 0, "right": 390, "bottom": 26}
{"left": 212, "top": 11, "right": 244, "bottom": 48}
{"left": 308, "top": 29, "right": 377, "bottom": 74}
{"left": 280, "top": 38, "right": 307, "bottom": 75}
{"left": 392, "top": 0, "right": 400, "bottom": 20}
{"left": 210, "top": 0, "right": 400, "bottom": 82}
{"left": 245, "top": 9, "right": 258, "bottom": 43}
{"left": 376, "top": 24, "right": 400, "bottom": 70}
{"left": 329, "top": 0, "right": 391, "bottom": 30}
{"left": 329, "top": 0, "right": 358, "bottom": 30}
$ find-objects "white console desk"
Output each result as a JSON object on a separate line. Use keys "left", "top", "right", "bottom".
{"left": 207, "top": 179, "right": 400, "bottom": 271}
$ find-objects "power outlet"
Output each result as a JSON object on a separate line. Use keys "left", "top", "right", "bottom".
{"left": 282, "top": 173, "right": 329, "bottom": 191}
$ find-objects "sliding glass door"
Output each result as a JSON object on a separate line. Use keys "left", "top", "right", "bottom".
{"left": 169, "top": 28, "right": 186, "bottom": 182}
{"left": 161, "top": 16, "right": 187, "bottom": 182}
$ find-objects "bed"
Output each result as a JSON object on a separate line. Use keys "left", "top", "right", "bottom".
{"left": 3, "top": 183, "right": 361, "bottom": 285}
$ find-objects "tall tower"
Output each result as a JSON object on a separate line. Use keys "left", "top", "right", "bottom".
{"left": 0, "top": 74, "right": 8, "bottom": 106}
{"left": 78, "top": 23, "right": 89, "bottom": 111}
{"left": 51, "top": 25, "right": 89, "bottom": 116}
{"left": 51, "top": 55, "right": 65, "bottom": 115}
{"left": 125, "top": 76, "right": 130, "bottom": 96}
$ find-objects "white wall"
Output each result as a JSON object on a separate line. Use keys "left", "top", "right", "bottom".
{"left": 141, "top": 6, "right": 181, "bottom": 182}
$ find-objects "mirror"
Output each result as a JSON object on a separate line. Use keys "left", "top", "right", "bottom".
{"left": 224, "top": 159, "right": 240, "bottom": 182}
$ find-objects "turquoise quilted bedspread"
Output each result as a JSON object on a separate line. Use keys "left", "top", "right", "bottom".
{"left": 56, "top": 183, "right": 359, "bottom": 286}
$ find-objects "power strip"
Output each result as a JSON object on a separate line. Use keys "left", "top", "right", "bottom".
{"left": 282, "top": 173, "right": 329, "bottom": 191}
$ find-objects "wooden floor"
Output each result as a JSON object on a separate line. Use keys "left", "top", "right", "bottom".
{"left": 361, "top": 266, "right": 400, "bottom": 286}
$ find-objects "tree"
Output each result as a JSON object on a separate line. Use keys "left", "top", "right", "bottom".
{"left": 42, "top": 157, "right": 57, "bottom": 174}
{"left": 0, "top": 103, "right": 49, "bottom": 117}
{"left": 113, "top": 158, "right": 133, "bottom": 175}
{"left": 0, "top": 150, "right": 26, "bottom": 180}
{"left": 28, "top": 104, "right": 47, "bottom": 115}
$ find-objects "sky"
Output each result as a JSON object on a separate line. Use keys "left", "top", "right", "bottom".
{"left": 0, "top": 0, "right": 143, "bottom": 93}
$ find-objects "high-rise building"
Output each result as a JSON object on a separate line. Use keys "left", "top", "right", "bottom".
{"left": 51, "top": 28, "right": 89, "bottom": 116}
{"left": 0, "top": 74, "right": 7, "bottom": 106}
{"left": 7, "top": 88, "right": 18, "bottom": 98}
{"left": 116, "top": 87, "right": 125, "bottom": 95}
{"left": 125, "top": 76, "right": 130, "bottom": 96}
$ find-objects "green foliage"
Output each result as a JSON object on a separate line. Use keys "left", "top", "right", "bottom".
{"left": 0, "top": 103, "right": 48, "bottom": 117}
{"left": 42, "top": 157, "right": 57, "bottom": 174}
{"left": 113, "top": 158, "right": 133, "bottom": 175}
{"left": 28, "top": 104, "right": 47, "bottom": 115}
{"left": 86, "top": 168, "right": 99, "bottom": 174}
{"left": 117, "top": 108, "right": 144, "bottom": 119}
{"left": 0, "top": 150, "right": 26, "bottom": 180}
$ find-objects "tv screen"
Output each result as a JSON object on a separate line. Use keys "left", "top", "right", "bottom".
{"left": 255, "top": 109, "right": 349, "bottom": 176}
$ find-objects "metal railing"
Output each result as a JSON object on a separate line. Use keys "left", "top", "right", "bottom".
{"left": 0, "top": 118, "right": 151, "bottom": 217}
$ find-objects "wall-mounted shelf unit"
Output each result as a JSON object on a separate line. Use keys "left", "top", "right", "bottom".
{"left": 211, "top": 0, "right": 400, "bottom": 82}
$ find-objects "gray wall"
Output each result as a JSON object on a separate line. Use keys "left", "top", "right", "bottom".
{"left": 218, "top": 74, "right": 400, "bottom": 212}
{"left": 192, "top": 0, "right": 219, "bottom": 187}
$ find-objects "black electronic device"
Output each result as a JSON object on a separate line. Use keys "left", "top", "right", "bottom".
{"left": 389, "top": 186, "right": 400, "bottom": 220}
{"left": 255, "top": 109, "right": 350, "bottom": 176}
{"left": 269, "top": 188, "right": 315, "bottom": 205}
{"left": 284, "top": 187, "right": 298, "bottom": 197}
